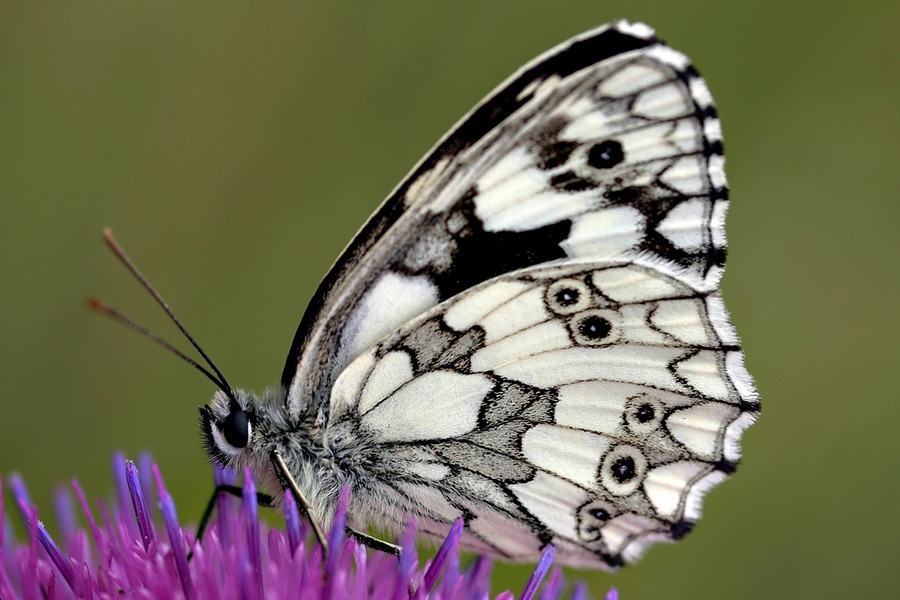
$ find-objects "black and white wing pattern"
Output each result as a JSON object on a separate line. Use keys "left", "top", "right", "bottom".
{"left": 286, "top": 21, "right": 759, "bottom": 568}
{"left": 329, "top": 260, "right": 756, "bottom": 567}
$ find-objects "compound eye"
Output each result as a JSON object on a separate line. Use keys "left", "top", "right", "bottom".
{"left": 222, "top": 409, "right": 251, "bottom": 449}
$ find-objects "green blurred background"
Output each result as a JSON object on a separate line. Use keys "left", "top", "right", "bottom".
{"left": 1, "top": 2, "right": 897, "bottom": 598}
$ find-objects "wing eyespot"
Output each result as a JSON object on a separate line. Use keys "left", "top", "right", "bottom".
{"left": 568, "top": 309, "right": 621, "bottom": 345}
{"left": 624, "top": 393, "right": 665, "bottom": 435}
{"left": 579, "top": 315, "right": 611, "bottom": 340}
{"left": 577, "top": 499, "right": 618, "bottom": 543}
{"left": 546, "top": 278, "right": 592, "bottom": 314}
{"left": 599, "top": 445, "right": 647, "bottom": 496}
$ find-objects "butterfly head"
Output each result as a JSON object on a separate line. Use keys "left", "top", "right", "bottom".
{"left": 200, "top": 389, "right": 265, "bottom": 466}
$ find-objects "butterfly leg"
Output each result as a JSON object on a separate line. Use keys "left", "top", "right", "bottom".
{"left": 269, "top": 450, "right": 400, "bottom": 559}
{"left": 190, "top": 465, "right": 401, "bottom": 563}
{"left": 189, "top": 485, "right": 274, "bottom": 560}
{"left": 346, "top": 528, "right": 402, "bottom": 557}
{"left": 270, "top": 448, "right": 330, "bottom": 557}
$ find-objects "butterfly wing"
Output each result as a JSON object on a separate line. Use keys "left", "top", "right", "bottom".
{"left": 282, "top": 21, "right": 733, "bottom": 420}
{"left": 328, "top": 259, "right": 758, "bottom": 568}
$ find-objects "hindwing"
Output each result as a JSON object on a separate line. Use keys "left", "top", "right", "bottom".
{"left": 328, "top": 260, "right": 758, "bottom": 568}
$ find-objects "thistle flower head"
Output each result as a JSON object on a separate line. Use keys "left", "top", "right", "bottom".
{"left": 0, "top": 454, "right": 618, "bottom": 599}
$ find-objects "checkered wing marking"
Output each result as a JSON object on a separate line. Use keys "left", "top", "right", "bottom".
{"left": 328, "top": 260, "right": 759, "bottom": 569}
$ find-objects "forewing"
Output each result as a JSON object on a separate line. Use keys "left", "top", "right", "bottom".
{"left": 282, "top": 21, "right": 731, "bottom": 415}
{"left": 329, "top": 260, "right": 759, "bottom": 568}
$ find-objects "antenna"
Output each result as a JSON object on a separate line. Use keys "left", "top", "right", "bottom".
{"left": 94, "top": 227, "right": 235, "bottom": 400}
{"left": 88, "top": 298, "right": 231, "bottom": 395}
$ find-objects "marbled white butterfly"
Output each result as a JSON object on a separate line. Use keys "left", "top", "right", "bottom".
{"left": 103, "top": 20, "right": 759, "bottom": 569}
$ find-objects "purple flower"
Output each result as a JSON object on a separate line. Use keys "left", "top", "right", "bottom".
{"left": 0, "top": 455, "right": 618, "bottom": 599}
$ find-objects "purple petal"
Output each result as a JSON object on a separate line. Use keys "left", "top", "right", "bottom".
{"left": 423, "top": 518, "right": 463, "bottom": 593}
{"left": 20, "top": 500, "right": 77, "bottom": 595}
{"left": 96, "top": 498, "right": 126, "bottom": 569}
{"left": 46, "top": 572, "right": 56, "bottom": 600}
{"left": 538, "top": 566, "right": 564, "bottom": 600}
{"left": 8, "top": 473, "right": 32, "bottom": 524}
{"left": 70, "top": 479, "right": 105, "bottom": 561}
{"left": 0, "top": 556, "right": 17, "bottom": 598}
{"left": 282, "top": 490, "right": 304, "bottom": 556}
{"left": 326, "top": 487, "right": 348, "bottom": 579}
{"left": 124, "top": 461, "right": 155, "bottom": 551}
{"left": 239, "top": 556, "right": 258, "bottom": 600}
{"left": 112, "top": 452, "right": 140, "bottom": 539}
{"left": 2, "top": 456, "right": 583, "bottom": 600}
{"left": 22, "top": 497, "right": 39, "bottom": 600}
{"left": 438, "top": 539, "right": 461, "bottom": 596}
{"left": 52, "top": 486, "right": 76, "bottom": 552}
{"left": 570, "top": 581, "right": 589, "bottom": 600}
{"left": 138, "top": 453, "right": 156, "bottom": 510}
{"left": 352, "top": 541, "right": 367, "bottom": 598}
{"left": 520, "top": 544, "right": 556, "bottom": 600}
{"left": 605, "top": 588, "right": 619, "bottom": 600}
{"left": 214, "top": 465, "right": 236, "bottom": 546}
{"left": 0, "top": 562, "right": 15, "bottom": 600}
{"left": 325, "top": 488, "right": 353, "bottom": 600}
{"left": 463, "top": 555, "right": 493, "bottom": 599}
{"left": 392, "top": 524, "right": 418, "bottom": 600}
{"left": 242, "top": 467, "right": 263, "bottom": 600}
{"left": 153, "top": 464, "right": 194, "bottom": 600}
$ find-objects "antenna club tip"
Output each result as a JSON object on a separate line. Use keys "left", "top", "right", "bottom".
{"left": 87, "top": 297, "right": 107, "bottom": 311}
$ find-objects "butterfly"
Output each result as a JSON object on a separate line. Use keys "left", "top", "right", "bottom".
{"left": 102, "top": 20, "right": 758, "bottom": 570}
